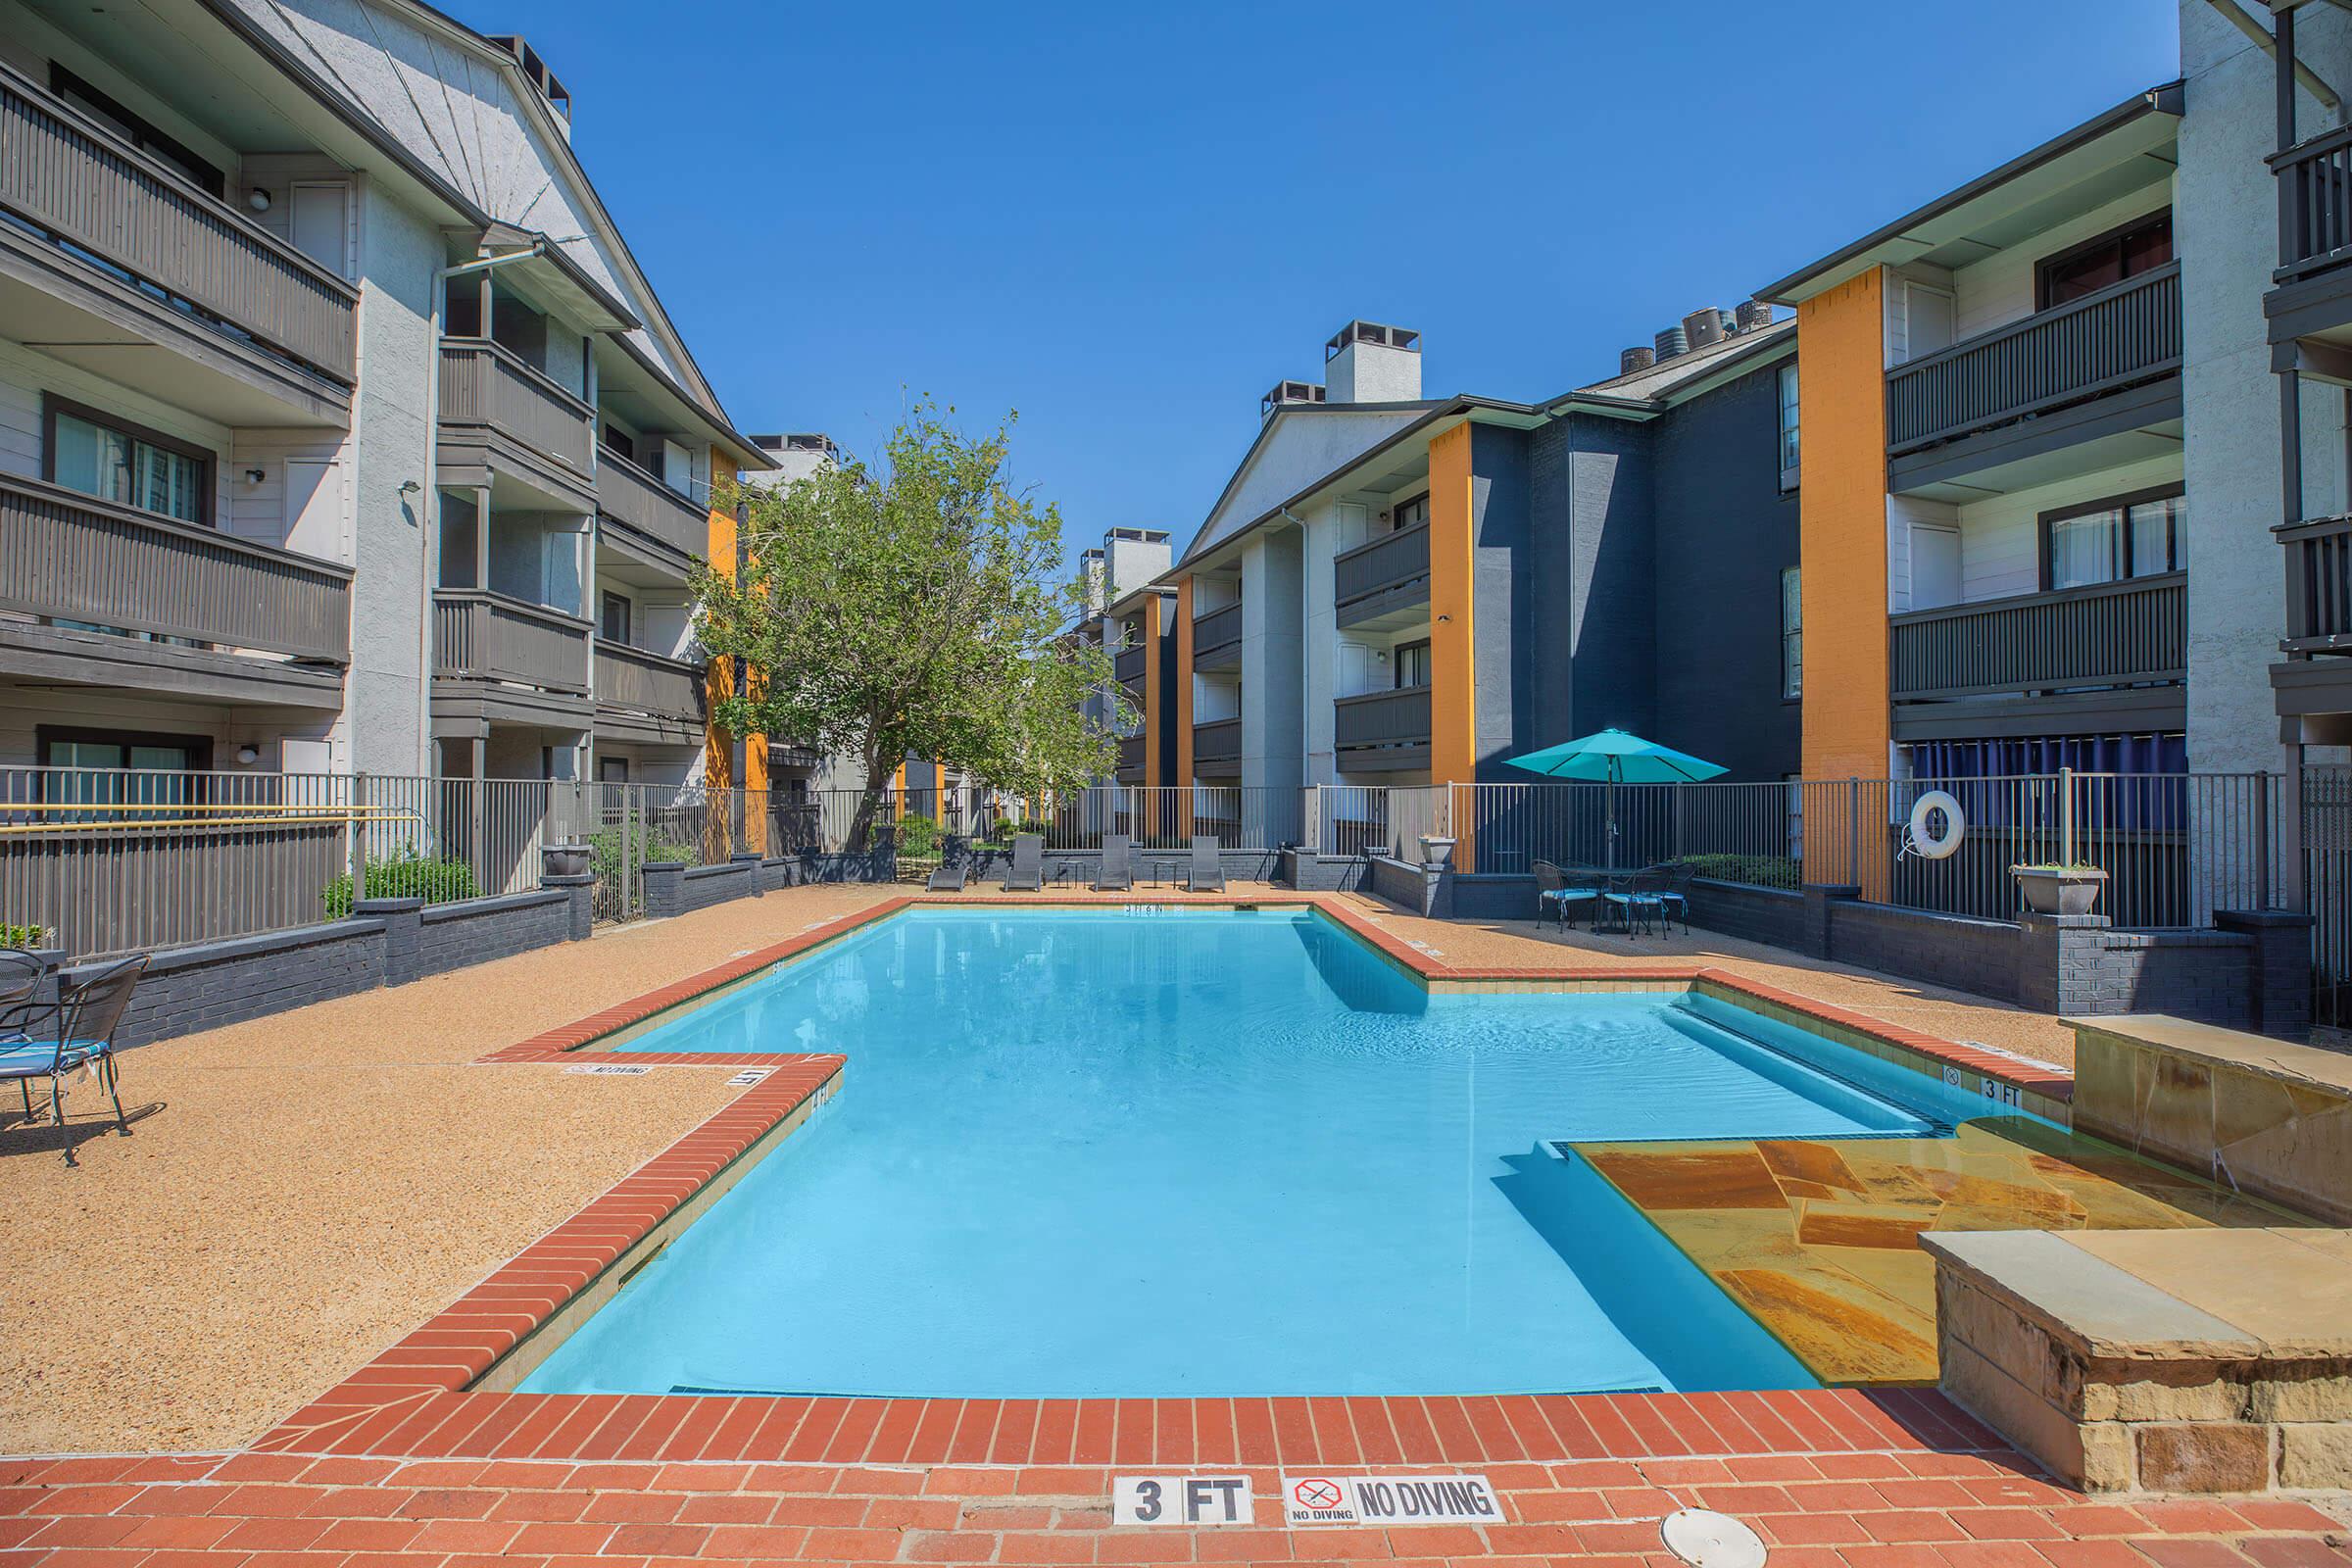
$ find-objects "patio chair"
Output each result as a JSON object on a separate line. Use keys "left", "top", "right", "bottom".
{"left": 1094, "top": 834, "right": 1135, "bottom": 892}
{"left": 0, "top": 954, "right": 146, "bottom": 1165}
{"left": 1602, "top": 864, "right": 1673, "bottom": 937}
{"left": 926, "top": 834, "right": 971, "bottom": 891}
{"left": 1002, "top": 833, "right": 1045, "bottom": 893}
{"left": 1533, "top": 859, "right": 1602, "bottom": 930}
{"left": 1184, "top": 835, "right": 1226, "bottom": 894}
{"left": 1655, "top": 860, "right": 1695, "bottom": 934}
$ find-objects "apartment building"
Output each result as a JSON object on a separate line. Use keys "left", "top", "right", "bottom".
{"left": 1063, "top": 527, "right": 1176, "bottom": 789}
{"left": 1152, "top": 316, "right": 1802, "bottom": 801}
{"left": 1761, "top": 86, "right": 2193, "bottom": 796}
{"left": 0, "top": 0, "right": 771, "bottom": 794}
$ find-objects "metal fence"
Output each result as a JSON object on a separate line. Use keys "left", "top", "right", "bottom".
{"left": 785, "top": 786, "right": 1302, "bottom": 855}
{"left": 1306, "top": 770, "right": 2281, "bottom": 930}
{"left": 2303, "top": 765, "right": 2352, "bottom": 1029}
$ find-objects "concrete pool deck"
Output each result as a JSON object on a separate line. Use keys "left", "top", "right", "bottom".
{"left": 5, "top": 882, "right": 2348, "bottom": 1566}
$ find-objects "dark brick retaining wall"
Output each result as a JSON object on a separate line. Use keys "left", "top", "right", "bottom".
{"left": 416, "top": 891, "right": 573, "bottom": 979}
{"left": 1684, "top": 878, "right": 1805, "bottom": 949}
{"left": 1829, "top": 899, "right": 2021, "bottom": 1004}
{"left": 1281, "top": 850, "right": 1368, "bottom": 893}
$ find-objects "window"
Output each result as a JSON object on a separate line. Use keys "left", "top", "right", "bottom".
{"left": 1394, "top": 638, "right": 1431, "bottom": 690}
{"left": 603, "top": 425, "right": 636, "bottom": 462}
{"left": 37, "top": 727, "right": 212, "bottom": 818}
{"left": 2043, "top": 487, "right": 2188, "bottom": 591}
{"left": 1390, "top": 493, "right": 1430, "bottom": 532}
{"left": 2038, "top": 211, "right": 2173, "bottom": 308}
{"left": 601, "top": 590, "right": 632, "bottom": 644}
{"left": 1780, "top": 566, "right": 1802, "bottom": 700}
{"left": 45, "top": 398, "right": 210, "bottom": 525}
{"left": 49, "top": 67, "right": 226, "bottom": 199}
{"left": 1778, "top": 364, "right": 1800, "bottom": 490}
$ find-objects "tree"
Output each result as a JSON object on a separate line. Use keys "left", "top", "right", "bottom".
{"left": 693, "top": 400, "right": 1127, "bottom": 853}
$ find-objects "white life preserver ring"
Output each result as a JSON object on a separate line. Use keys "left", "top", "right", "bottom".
{"left": 1909, "top": 790, "right": 1965, "bottom": 859}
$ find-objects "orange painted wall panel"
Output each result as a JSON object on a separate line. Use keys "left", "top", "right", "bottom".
{"left": 1795, "top": 270, "right": 1890, "bottom": 893}
{"left": 1427, "top": 423, "right": 1477, "bottom": 789}
{"left": 1142, "top": 595, "right": 1163, "bottom": 787}
{"left": 1174, "top": 575, "right": 1196, "bottom": 785}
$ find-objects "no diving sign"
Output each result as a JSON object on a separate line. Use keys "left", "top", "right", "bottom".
{"left": 1283, "top": 1473, "right": 1500, "bottom": 1527}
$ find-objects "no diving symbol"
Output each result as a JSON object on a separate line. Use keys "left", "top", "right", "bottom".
{"left": 1293, "top": 1479, "right": 1344, "bottom": 1511}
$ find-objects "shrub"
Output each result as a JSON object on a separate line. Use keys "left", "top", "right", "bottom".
{"left": 322, "top": 852, "right": 482, "bottom": 917}
{"left": 897, "top": 813, "right": 941, "bottom": 858}
{"left": 1676, "top": 853, "right": 1800, "bottom": 890}
{"left": 0, "top": 922, "right": 45, "bottom": 950}
{"left": 990, "top": 815, "right": 1020, "bottom": 843}
{"left": 587, "top": 824, "right": 695, "bottom": 886}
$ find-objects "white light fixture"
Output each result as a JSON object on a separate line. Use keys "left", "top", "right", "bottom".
{"left": 244, "top": 466, "right": 266, "bottom": 483}
{"left": 399, "top": 479, "right": 422, "bottom": 498}
{"left": 234, "top": 745, "right": 260, "bottom": 766}
{"left": 247, "top": 188, "right": 271, "bottom": 213}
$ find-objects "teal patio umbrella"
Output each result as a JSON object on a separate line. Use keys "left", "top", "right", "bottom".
{"left": 1504, "top": 729, "right": 1727, "bottom": 869}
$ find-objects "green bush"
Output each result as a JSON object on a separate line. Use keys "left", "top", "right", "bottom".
{"left": 0, "top": 922, "right": 45, "bottom": 950}
{"left": 1676, "top": 853, "right": 1800, "bottom": 891}
{"left": 322, "top": 852, "right": 482, "bottom": 918}
{"left": 897, "top": 813, "right": 942, "bottom": 858}
{"left": 588, "top": 824, "right": 695, "bottom": 886}
{"left": 990, "top": 816, "right": 1020, "bottom": 844}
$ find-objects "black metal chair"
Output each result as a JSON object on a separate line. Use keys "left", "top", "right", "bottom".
{"left": 1604, "top": 865, "right": 1673, "bottom": 937}
{"left": 1655, "top": 860, "right": 1695, "bottom": 934}
{"left": 0, "top": 954, "right": 146, "bottom": 1164}
{"left": 1533, "top": 859, "right": 1604, "bottom": 930}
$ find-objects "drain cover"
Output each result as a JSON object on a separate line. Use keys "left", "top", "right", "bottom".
{"left": 1662, "top": 1509, "right": 1766, "bottom": 1568}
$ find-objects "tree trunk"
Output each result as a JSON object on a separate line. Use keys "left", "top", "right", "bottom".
{"left": 844, "top": 751, "right": 896, "bottom": 856}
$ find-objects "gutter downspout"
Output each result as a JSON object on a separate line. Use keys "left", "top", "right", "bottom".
{"left": 418, "top": 241, "right": 551, "bottom": 779}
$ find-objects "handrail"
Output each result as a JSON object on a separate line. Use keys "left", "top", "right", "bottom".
{"left": 593, "top": 634, "right": 701, "bottom": 674}
{"left": 436, "top": 586, "right": 592, "bottom": 631}
{"left": 441, "top": 337, "right": 595, "bottom": 418}
{"left": 0, "top": 471, "right": 353, "bottom": 581}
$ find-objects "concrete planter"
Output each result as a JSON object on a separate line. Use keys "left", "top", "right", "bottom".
{"left": 1419, "top": 835, "right": 1457, "bottom": 870}
{"left": 541, "top": 842, "right": 593, "bottom": 879}
{"left": 2013, "top": 865, "right": 2106, "bottom": 916}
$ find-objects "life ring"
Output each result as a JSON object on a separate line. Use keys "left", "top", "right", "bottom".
{"left": 1909, "top": 790, "right": 1965, "bottom": 859}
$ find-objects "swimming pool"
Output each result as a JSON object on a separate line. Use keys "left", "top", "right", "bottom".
{"left": 518, "top": 907, "right": 1978, "bottom": 1400}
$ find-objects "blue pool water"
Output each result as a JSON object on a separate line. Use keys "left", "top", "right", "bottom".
{"left": 520, "top": 908, "right": 1954, "bottom": 1398}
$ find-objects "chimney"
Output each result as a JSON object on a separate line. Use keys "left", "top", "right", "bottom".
{"left": 1620, "top": 346, "right": 1656, "bottom": 375}
{"left": 1653, "top": 324, "right": 1689, "bottom": 362}
{"left": 1736, "top": 297, "right": 1774, "bottom": 333}
{"left": 743, "top": 432, "right": 839, "bottom": 489}
{"left": 1260, "top": 379, "right": 1327, "bottom": 419}
{"left": 1324, "top": 320, "right": 1422, "bottom": 403}
{"left": 1078, "top": 548, "right": 1108, "bottom": 617}
{"left": 1102, "top": 527, "right": 1172, "bottom": 604}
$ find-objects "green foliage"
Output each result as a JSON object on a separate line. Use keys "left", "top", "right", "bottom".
{"left": 1675, "top": 853, "right": 1801, "bottom": 890}
{"left": 694, "top": 399, "right": 1124, "bottom": 852}
{"left": 2012, "top": 861, "right": 2104, "bottom": 874}
{"left": 896, "top": 814, "right": 942, "bottom": 858}
{"left": 990, "top": 816, "right": 1019, "bottom": 843}
{"left": 0, "top": 922, "right": 45, "bottom": 950}
{"left": 588, "top": 825, "right": 694, "bottom": 886}
{"left": 322, "top": 852, "right": 482, "bottom": 918}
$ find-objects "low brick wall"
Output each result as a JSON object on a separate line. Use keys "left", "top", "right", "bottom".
{"left": 1830, "top": 899, "right": 2020, "bottom": 1002}
{"left": 1683, "top": 878, "right": 1804, "bottom": 948}
{"left": 1367, "top": 854, "right": 1440, "bottom": 916}
{"left": 72, "top": 878, "right": 598, "bottom": 1049}
{"left": 1280, "top": 850, "right": 1367, "bottom": 892}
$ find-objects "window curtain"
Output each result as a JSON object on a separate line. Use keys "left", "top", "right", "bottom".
{"left": 1905, "top": 735, "right": 2187, "bottom": 832}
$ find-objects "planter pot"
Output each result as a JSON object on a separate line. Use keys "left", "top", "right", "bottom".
{"left": 1420, "top": 835, "right": 1457, "bottom": 871}
{"left": 2013, "top": 865, "right": 2106, "bottom": 916}
{"left": 541, "top": 842, "right": 593, "bottom": 878}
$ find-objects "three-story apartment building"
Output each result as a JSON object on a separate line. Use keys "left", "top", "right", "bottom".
{"left": 0, "top": 0, "right": 771, "bottom": 794}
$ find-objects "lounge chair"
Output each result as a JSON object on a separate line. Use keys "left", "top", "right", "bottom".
{"left": 1533, "top": 859, "right": 1602, "bottom": 930}
{"left": 1093, "top": 834, "right": 1135, "bottom": 892}
{"left": 1184, "top": 835, "right": 1225, "bottom": 893}
{"left": 926, "top": 834, "right": 971, "bottom": 892}
{"left": 1002, "top": 833, "right": 1045, "bottom": 892}
{"left": 0, "top": 954, "right": 146, "bottom": 1165}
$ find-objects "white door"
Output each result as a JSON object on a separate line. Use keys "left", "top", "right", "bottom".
{"left": 1912, "top": 524, "right": 1963, "bottom": 609}
{"left": 289, "top": 182, "right": 351, "bottom": 276}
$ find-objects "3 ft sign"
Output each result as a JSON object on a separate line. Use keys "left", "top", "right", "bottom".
{"left": 1111, "top": 1476, "right": 1253, "bottom": 1527}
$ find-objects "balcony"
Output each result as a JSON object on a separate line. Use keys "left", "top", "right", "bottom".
{"left": 1888, "top": 574, "right": 2185, "bottom": 739}
{"left": 1334, "top": 687, "right": 1433, "bottom": 772}
{"left": 0, "top": 473, "right": 350, "bottom": 707}
{"left": 1193, "top": 716, "right": 1242, "bottom": 777}
{"left": 431, "top": 588, "right": 592, "bottom": 732}
{"left": 593, "top": 638, "right": 703, "bottom": 746}
{"left": 437, "top": 339, "right": 596, "bottom": 508}
{"left": 594, "top": 446, "right": 706, "bottom": 570}
{"left": 0, "top": 59, "right": 358, "bottom": 422}
{"left": 1114, "top": 644, "right": 1148, "bottom": 687}
{"left": 1334, "top": 523, "right": 1431, "bottom": 629}
{"left": 1193, "top": 601, "right": 1242, "bottom": 670}
{"left": 1117, "top": 733, "right": 1145, "bottom": 784}
{"left": 1886, "top": 264, "right": 2180, "bottom": 490}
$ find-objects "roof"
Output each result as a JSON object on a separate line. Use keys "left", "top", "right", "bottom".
{"left": 1757, "top": 82, "right": 2183, "bottom": 305}
{"left": 1570, "top": 318, "right": 1795, "bottom": 401}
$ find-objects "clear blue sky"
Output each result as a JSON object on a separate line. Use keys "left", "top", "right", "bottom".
{"left": 470, "top": 0, "right": 2180, "bottom": 567}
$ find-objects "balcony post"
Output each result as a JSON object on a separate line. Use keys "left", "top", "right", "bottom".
{"left": 2278, "top": 2, "right": 2298, "bottom": 158}
{"left": 2281, "top": 371, "right": 2305, "bottom": 526}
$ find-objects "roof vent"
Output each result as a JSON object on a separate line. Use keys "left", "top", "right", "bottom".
{"left": 1323, "top": 320, "right": 1422, "bottom": 360}
{"left": 1683, "top": 308, "right": 1732, "bottom": 351}
{"left": 485, "top": 36, "right": 571, "bottom": 126}
{"left": 1260, "top": 380, "right": 1328, "bottom": 419}
{"left": 1736, "top": 298, "right": 1774, "bottom": 333}
{"left": 1620, "top": 346, "right": 1656, "bottom": 375}
{"left": 1653, "top": 325, "right": 1689, "bottom": 362}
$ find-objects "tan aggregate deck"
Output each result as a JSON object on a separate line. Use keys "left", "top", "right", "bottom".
{"left": 2, "top": 883, "right": 2073, "bottom": 1457}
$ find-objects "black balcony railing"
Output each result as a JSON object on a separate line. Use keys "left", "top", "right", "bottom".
{"left": 1193, "top": 602, "right": 1242, "bottom": 664}
{"left": 1334, "top": 687, "right": 1433, "bottom": 753}
{"left": 1334, "top": 523, "right": 1430, "bottom": 609}
{"left": 1193, "top": 717, "right": 1242, "bottom": 771}
{"left": 2280, "top": 514, "right": 2352, "bottom": 653}
{"left": 2275, "top": 123, "right": 2352, "bottom": 283}
{"left": 1886, "top": 263, "right": 2180, "bottom": 454}
{"left": 1888, "top": 574, "right": 2185, "bottom": 701}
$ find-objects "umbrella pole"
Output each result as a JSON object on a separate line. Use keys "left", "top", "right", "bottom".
{"left": 1605, "top": 769, "right": 1618, "bottom": 873}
